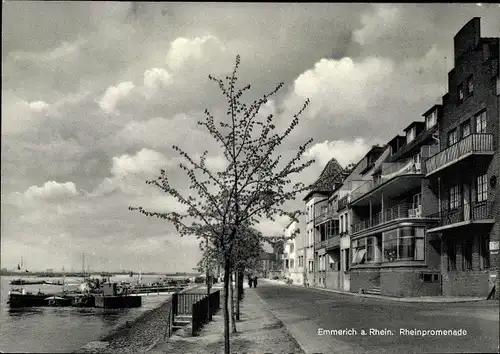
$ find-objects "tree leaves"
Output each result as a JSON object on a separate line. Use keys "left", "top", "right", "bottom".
{"left": 129, "top": 55, "right": 314, "bottom": 273}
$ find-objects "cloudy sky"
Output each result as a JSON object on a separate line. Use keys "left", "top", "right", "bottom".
{"left": 2, "top": 3, "right": 499, "bottom": 273}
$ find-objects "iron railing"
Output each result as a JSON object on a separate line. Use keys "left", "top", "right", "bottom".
{"left": 351, "top": 159, "right": 422, "bottom": 203}
{"left": 172, "top": 292, "right": 207, "bottom": 315}
{"left": 163, "top": 303, "right": 175, "bottom": 340}
{"left": 315, "top": 235, "right": 341, "bottom": 249}
{"left": 425, "top": 134, "right": 494, "bottom": 175}
{"left": 171, "top": 290, "right": 221, "bottom": 336}
{"left": 338, "top": 195, "right": 349, "bottom": 211}
{"left": 427, "top": 201, "right": 493, "bottom": 227}
{"left": 352, "top": 203, "right": 425, "bottom": 234}
{"left": 191, "top": 291, "right": 221, "bottom": 336}
{"left": 315, "top": 209, "right": 336, "bottom": 224}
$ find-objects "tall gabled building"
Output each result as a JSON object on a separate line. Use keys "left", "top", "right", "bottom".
{"left": 424, "top": 17, "right": 499, "bottom": 298}
{"left": 302, "top": 157, "right": 344, "bottom": 287}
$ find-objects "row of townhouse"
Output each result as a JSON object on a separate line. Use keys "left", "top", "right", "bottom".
{"left": 282, "top": 17, "right": 499, "bottom": 298}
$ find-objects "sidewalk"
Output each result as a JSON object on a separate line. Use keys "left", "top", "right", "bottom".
{"left": 262, "top": 278, "right": 490, "bottom": 303}
{"left": 149, "top": 289, "right": 304, "bottom": 354}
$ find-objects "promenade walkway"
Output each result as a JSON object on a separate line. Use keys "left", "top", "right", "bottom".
{"left": 149, "top": 287, "right": 304, "bottom": 354}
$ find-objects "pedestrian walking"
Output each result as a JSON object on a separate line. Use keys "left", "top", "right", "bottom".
{"left": 253, "top": 276, "right": 258, "bottom": 288}
{"left": 248, "top": 275, "right": 253, "bottom": 288}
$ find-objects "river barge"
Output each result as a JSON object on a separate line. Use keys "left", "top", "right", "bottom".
{"left": 7, "top": 281, "right": 143, "bottom": 309}
{"left": 8, "top": 290, "right": 50, "bottom": 308}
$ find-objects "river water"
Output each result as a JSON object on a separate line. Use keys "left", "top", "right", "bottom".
{"left": 0, "top": 274, "right": 177, "bottom": 353}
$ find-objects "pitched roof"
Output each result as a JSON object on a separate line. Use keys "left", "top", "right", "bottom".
{"left": 310, "top": 157, "right": 344, "bottom": 191}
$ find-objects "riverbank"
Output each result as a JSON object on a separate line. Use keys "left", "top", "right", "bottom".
{"left": 76, "top": 286, "right": 199, "bottom": 353}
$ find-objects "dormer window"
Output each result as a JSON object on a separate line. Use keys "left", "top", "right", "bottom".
{"left": 406, "top": 127, "right": 416, "bottom": 143}
{"left": 467, "top": 76, "right": 474, "bottom": 97}
{"left": 425, "top": 110, "right": 437, "bottom": 129}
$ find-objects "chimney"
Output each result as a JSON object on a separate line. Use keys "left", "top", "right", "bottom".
{"left": 453, "top": 17, "right": 481, "bottom": 63}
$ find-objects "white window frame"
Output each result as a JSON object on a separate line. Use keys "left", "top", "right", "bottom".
{"left": 475, "top": 111, "right": 487, "bottom": 134}
{"left": 461, "top": 120, "right": 471, "bottom": 138}
{"left": 449, "top": 185, "right": 460, "bottom": 210}
{"left": 476, "top": 174, "right": 488, "bottom": 202}
{"left": 448, "top": 129, "right": 458, "bottom": 147}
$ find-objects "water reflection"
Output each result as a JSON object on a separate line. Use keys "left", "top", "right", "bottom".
{"left": 1, "top": 275, "right": 171, "bottom": 353}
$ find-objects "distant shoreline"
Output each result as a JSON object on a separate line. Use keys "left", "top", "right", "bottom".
{"left": 0, "top": 271, "right": 202, "bottom": 277}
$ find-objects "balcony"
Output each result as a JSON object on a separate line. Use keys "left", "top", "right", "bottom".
{"left": 350, "top": 160, "right": 423, "bottom": 206}
{"left": 315, "top": 235, "right": 341, "bottom": 250}
{"left": 314, "top": 209, "right": 336, "bottom": 225}
{"left": 425, "top": 134, "right": 494, "bottom": 177}
{"left": 337, "top": 195, "right": 349, "bottom": 211}
{"left": 427, "top": 201, "right": 495, "bottom": 233}
{"left": 352, "top": 203, "right": 428, "bottom": 234}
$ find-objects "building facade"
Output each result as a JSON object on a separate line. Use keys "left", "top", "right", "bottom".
{"left": 424, "top": 17, "right": 499, "bottom": 298}
{"left": 336, "top": 159, "right": 381, "bottom": 292}
{"left": 283, "top": 219, "right": 304, "bottom": 285}
{"left": 304, "top": 191, "right": 329, "bottom": 287}
{"left": 346, "top": 17, "right": 498, "bottom": 298}
{"left": 313, "top": 185, "right": 341, "bottom": 289}
{"left": 288, "top": 17, "right": 498, "bottom": 299}
{"left": 302, "top": 158, "right": 344, "bottom": 287}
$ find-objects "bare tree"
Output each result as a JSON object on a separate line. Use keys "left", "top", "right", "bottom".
{"left": 130, "top": 55, "right": 314, "bottom": 354}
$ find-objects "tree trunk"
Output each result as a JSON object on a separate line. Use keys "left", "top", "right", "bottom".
{"left": 238, "top": 271, "right": 244, "bottom": 300}
{"left": 235, "top": 270, "right": 241, "bottom": 321}
{"left": 223, "top": 261, "right": 231, "bottom": 354}
{"left": 230, "top": 272, "right": 237, "bottom": 333}
{"left": 206, "top": 263, "right": 211, "bottom": 320}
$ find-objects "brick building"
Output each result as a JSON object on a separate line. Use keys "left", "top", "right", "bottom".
{"left": 424, "top": 17, "right": 499, "bottom": 298}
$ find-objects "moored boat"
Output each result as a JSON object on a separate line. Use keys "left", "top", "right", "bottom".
{"left": 8, "top": 290, "right": 49, "bottom": 308}
{"left": 9, "top": 279, "right": 46, "bottom": 285}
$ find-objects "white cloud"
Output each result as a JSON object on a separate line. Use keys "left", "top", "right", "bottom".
{"left": 143, "top": 68, "right": 172, "bottom": 97}
{"left": 9, "top": 38, "right": 87, "bottom": 62}
{"left": 1, "top": 94, "right": 42, "bottom": 135}
{"left": 194, "top": 154, "right": 228, "bottom": 172}
{"left": 166, "top": 35, "right": 225, "bottom": 71}
{"left": 144, "top": 195, "right": 189, "bottom": 214}
{"left": 256, "top": 214, "right": 292, "bottom": 237}
{"left": 305, "top": 139, "right": 371, "bottom": 167}
{"left": 115, "top": 114, "right": 212, "bottom": 152}
{"left": 28, "top": 101, "right": 50, "bottom": 112}
{"left": 353, "top": 5, "right": 400, "bottom": 45}
{"left": 111, "top": 148, "right": 168, "bottom": 178}
{"left": 24, "top": 181, "right": 79, "bottom": 200}
{"left": 288, "top": 57, "right": 394, "bottom": 119}
{"left": 99, "top": 81, "right": 135, "bottom": 114}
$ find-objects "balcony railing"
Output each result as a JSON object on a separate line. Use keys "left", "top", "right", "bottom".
{"left": 352, "top": 203, "right": 425, "bottom": 234}
{"left": 425, "top": 134, "right": 494, "bottom": 175}
{"left": 337, "top": 195, "right": 349, "bottom": 211}
{"left": 315, "top": 235, "right": 340, "bottom": 249}
{"left": 315, "top": 209, "right": 336, "bottom": 224}
{"left": 351, "top": 159, "right": 422, "bottom": 202}
{"left": 428, "top": 201, "right": 494, "bottom": 228}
